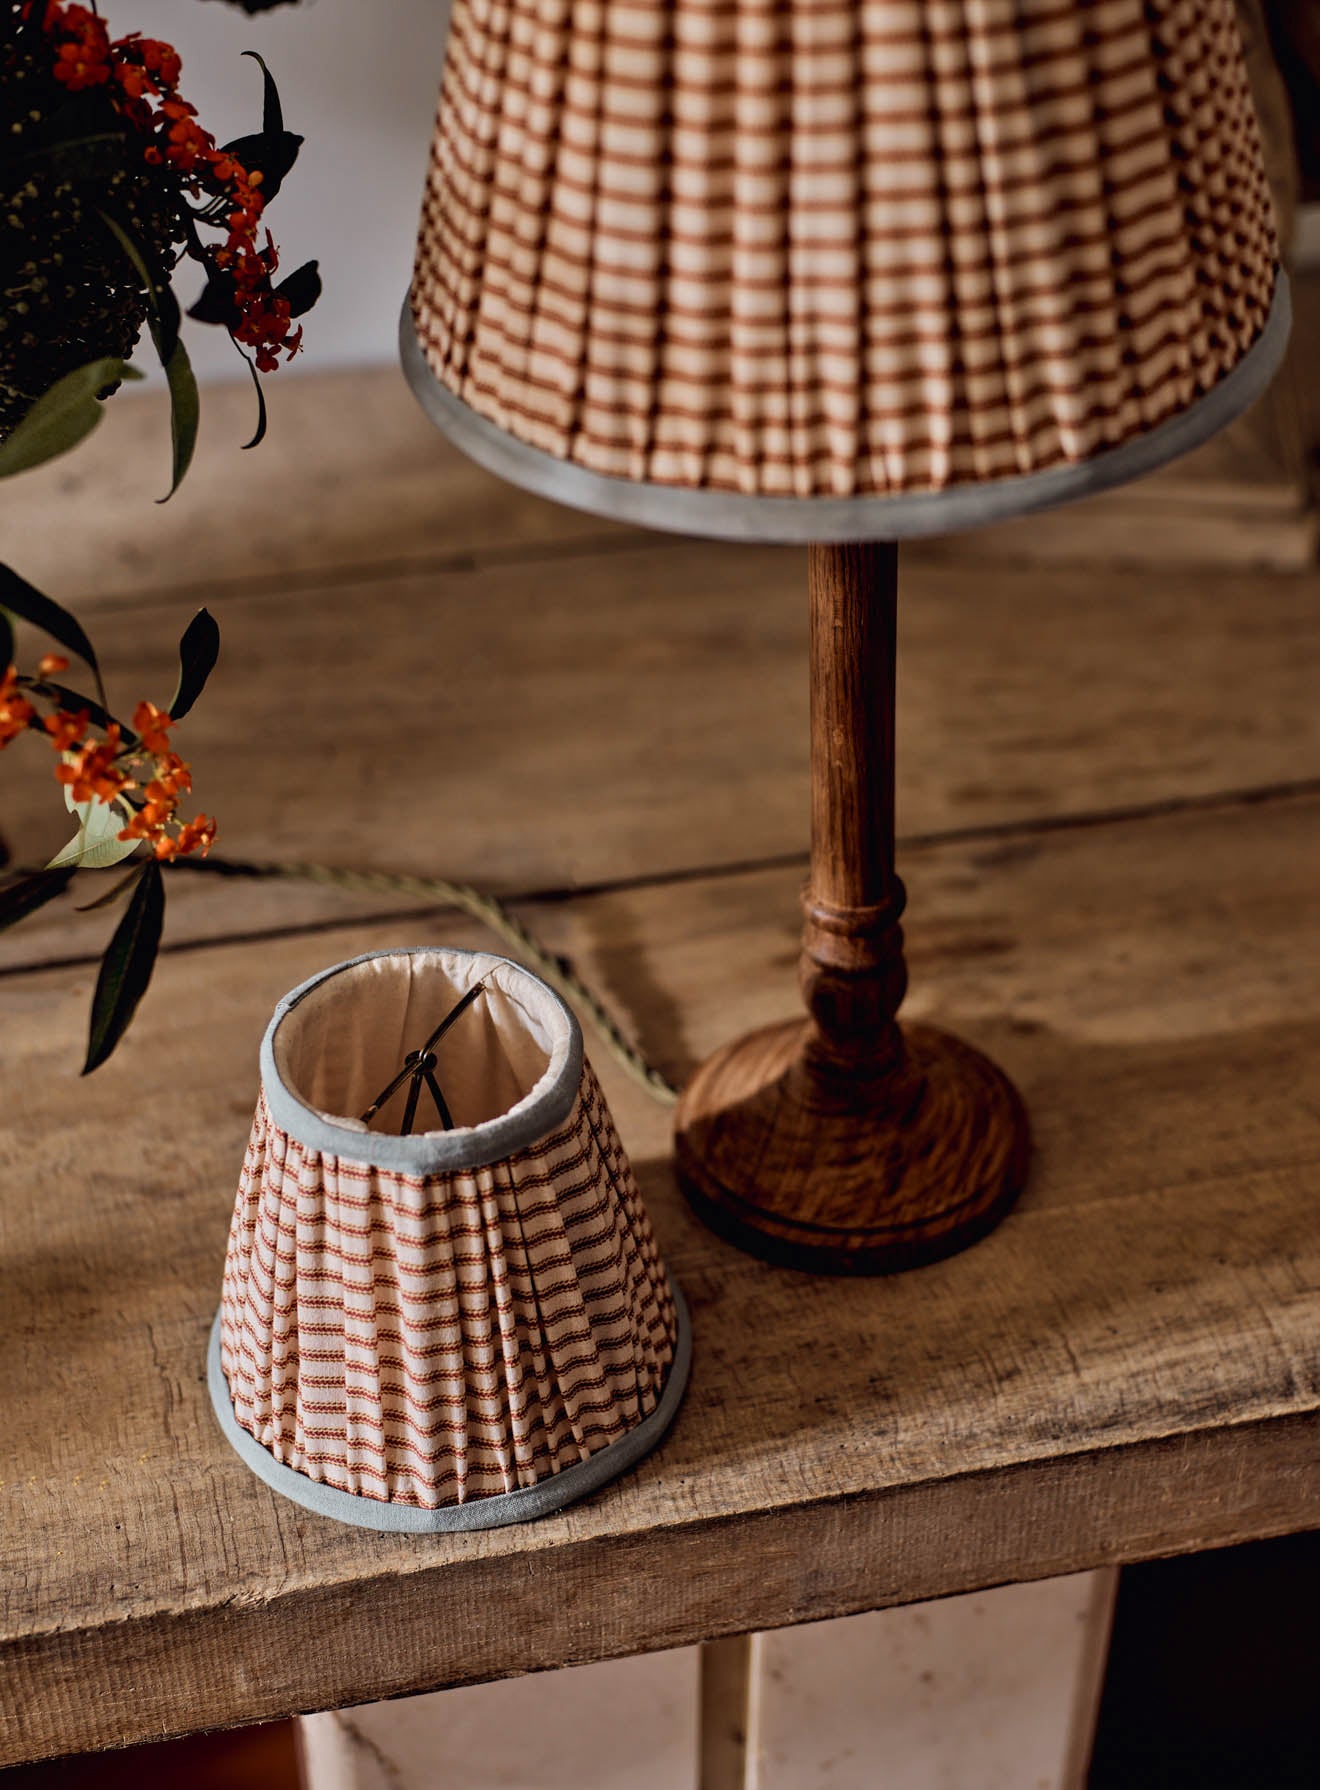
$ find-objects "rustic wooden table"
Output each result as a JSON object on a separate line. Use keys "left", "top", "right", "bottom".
{"left": 1, "top": 366, "right": 1317, "bottom": 1768}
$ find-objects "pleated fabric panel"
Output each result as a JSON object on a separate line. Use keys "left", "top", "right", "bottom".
{"left": 411, "top": 0, "right": 1279, "bottom": 499}
{"left": 219, "top": 1060, "right": 679, "bottom": 1509}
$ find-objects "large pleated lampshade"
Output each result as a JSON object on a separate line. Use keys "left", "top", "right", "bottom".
{"left": 399, "top": 4, "right": 1290, "bottom": 1277}
{"left": 403, "top": 0, "right": 1289, "bottom": 541}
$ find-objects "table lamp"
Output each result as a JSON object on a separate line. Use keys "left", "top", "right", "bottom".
{"left": 402, "top": 0, "right": 1289, "bottom": 1275}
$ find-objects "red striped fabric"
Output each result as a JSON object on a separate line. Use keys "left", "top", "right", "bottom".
{"left": 410, "top": 0, "right": 1278, "bottom": 500}
{"left": 219, "top": 1061, "right": 679, "bottom": 1509}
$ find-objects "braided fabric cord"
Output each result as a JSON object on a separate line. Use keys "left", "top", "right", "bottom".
{"left": 185, "top": 854, "right": 678, "bottom": 1105}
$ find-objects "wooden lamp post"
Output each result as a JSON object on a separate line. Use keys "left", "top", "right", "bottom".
{"left": 404, "top": 0, "right": 1290, "bottom": 1274}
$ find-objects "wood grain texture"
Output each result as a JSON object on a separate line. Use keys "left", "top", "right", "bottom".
{"left": 6, "top": 544, "right": 1320, "bottom": 971}
{"left": 3, "top": 789, "right": 1318, "bottom": 1764}
{"left": 0, "top": 370, "right": 625, "bottom": 608}
{"left": 675, "top": 544, "right": 1029, "bottom": 1272}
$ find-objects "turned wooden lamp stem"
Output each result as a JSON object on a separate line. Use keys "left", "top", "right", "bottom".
{"left": 802, "top": 542, "right": 908, "bottom": 1079}
{"left": 674, "top": 540, "right": 1029, "bottom": 1275}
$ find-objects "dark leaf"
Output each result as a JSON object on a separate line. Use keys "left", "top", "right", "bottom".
{"left": 0, "top": 608, "right": 12, "bottom": 671}
{"left": 188, "top": 274, "right": 239, "bottom": 329}
{"left": 75, "top": 863, "right": 145, "bottom": 913}
{"left": 155, "top": 282, "right": 183, "bottom": 368}
{"left": 219, "top": 127, "right": 303, "bottom": 202}
{"left": 275, "top": 259, "right": 322, "bottom": 319}
{"left": 15, "top": 131, "right": 131, "bottom": 183}
{"left": 0, "top": 866, "right": 75, "bottom": 936}
{"left": 0, "top": 566, "right": 103, "bottom": 707}
{"left": 243, "top": 49, "right": 285, "bottom": 139}
{"left": 0, "top": 359, "right": 141, "bottom": 479}
{"left": 240, "top": 352, "right": 268, "bottom": 450}
{"left": 159, "top": 337, "right": 200, "bottom": 503}
{"left": 83, "top": 859, "right": 165, "bottom": 1074}
{"left": 169, "top": 608, "right": 221, "bottom": 721}
{"left": 224, "top": 54, "right": 302, "bottom": 198}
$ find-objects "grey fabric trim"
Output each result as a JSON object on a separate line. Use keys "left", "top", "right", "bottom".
{"left": 400, "top": 272, "right": 1291, "bottom": 544}
{"left": 207, "top": 1288, "right": 692, "bottom": 1531}
{"left": 259, "top": 948, "right": 583, "bottom": 1173}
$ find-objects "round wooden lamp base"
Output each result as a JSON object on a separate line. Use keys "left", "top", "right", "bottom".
{"left": 674, "top": 1021, "right": 1030, "bottom": 1275}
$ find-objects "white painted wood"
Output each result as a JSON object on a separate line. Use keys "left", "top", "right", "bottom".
{"left": 298, "top": 1646, "right": 700, "bottom": 1790}
{"left": 746, "top": 1574, "right": 1111, "bottom": 1790}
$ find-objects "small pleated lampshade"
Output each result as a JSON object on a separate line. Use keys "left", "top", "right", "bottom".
{"left": 209, "top": 949, "right": 690, "bottom": 1532}
{"left": 403, "top": 0, "right": 1290, "bottom": 541}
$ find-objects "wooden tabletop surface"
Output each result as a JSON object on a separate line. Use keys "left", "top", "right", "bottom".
{"left": 1, "top": 365, "right": 1318, "bottom": 1766}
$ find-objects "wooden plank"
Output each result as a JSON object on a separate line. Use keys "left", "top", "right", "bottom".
{"left": 6, "top": 544, "right": 1320, "bottom": 970}
{"left": 2, "top": 788, "right": 1318, "bottom": 1764}
{"left": 0, "top": 370, "right": 629, "bottom": 609}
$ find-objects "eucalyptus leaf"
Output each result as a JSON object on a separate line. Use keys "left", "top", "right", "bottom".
{"left": 49, "top": 792, "right": 139, "bottom": 871}
{"left": 169, "top": 608, "right": 220, "bottom": 721}
{"left": 83, "top": 859, "right": 165, "bottom": 1074}
{"left": 0, "top": 866, "right": 75, "bottom": 936}
{"left": 0, "top": 566, "right": 103, "bottom": 706}
{"left": 0, "top": 360, "right": 141, "bottom": 479}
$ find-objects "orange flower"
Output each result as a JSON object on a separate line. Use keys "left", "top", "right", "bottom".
{"left": 36, "top": 652, "right": 69, "bottom": 678}
{"left": 43, "top": 707, "right": 90, "bottom": 751}
{"left": 152, "top": 751, "right": 192, "bottom": 798}
{"left": 52, "top": 30, "right": 109, "bottom": 90}
{"left": 132, "top": 700, "right": 174, "bottom": 756}
{"left": 172, "top": 814, "right": 217, "bottom": 859}
{"left": 0, "top": 665, "right": 35, "bottom": 747}
{"left": 137, "top": 37, "right": 182, "bottom": 88}
{"left": 55, "top": 725, "right": 132, "bottom": 804}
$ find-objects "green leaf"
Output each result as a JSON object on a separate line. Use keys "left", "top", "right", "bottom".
{"left": 99, "top": 211, "right": 177, "bottom": 355}
{"left": 83, "top": 858, "right": 165, "bottom": 1074}
{"left": 0, "top": 566, "right": 104, "bottom": 708}
{"left": 49, "top": 790, "right": 139, "bottom": 871}
{"left": 0, "top": 360, "right": 142, "bottom": 479}
{"left": 160, "top": 336, "right": 200, "bottom": 503}
{"left": 100, "top": 211, "right": 197, "bottom": 496}
{"left": 169, "top": 608, "right": 220, "bottom": 721}
{"left": 0, "top": 866, "right": 75, "bottom": 936}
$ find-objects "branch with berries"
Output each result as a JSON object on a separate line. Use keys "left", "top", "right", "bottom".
{"left": 0, "top": 2, "right": 316, "bottom": 1065}
{"left": 1, "top": 0, "right": 320, "bottom": 488}
{"left": 0, "top": 565, "right": 221, "bottom": 1070}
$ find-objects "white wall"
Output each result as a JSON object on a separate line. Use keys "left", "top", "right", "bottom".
{"left": 117, "top": 0, "right": 449, "bottom": 381}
